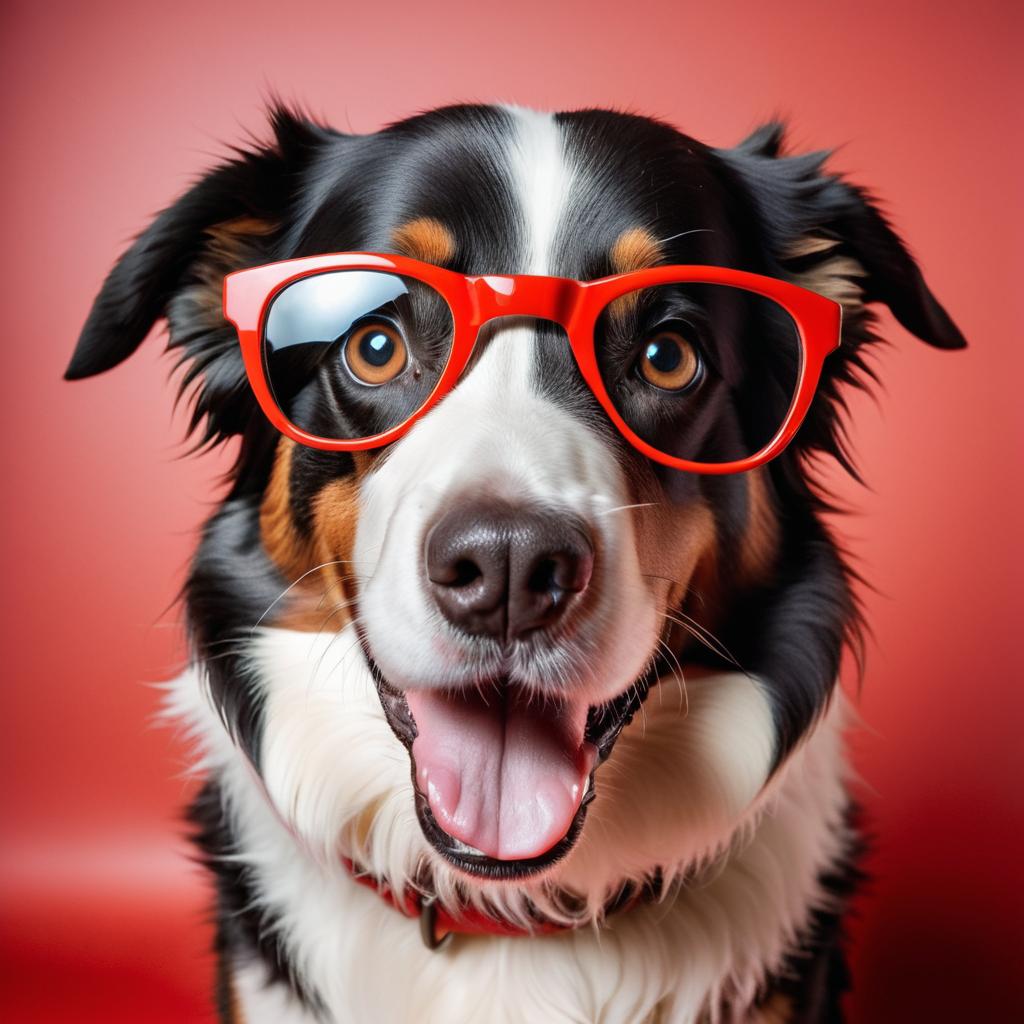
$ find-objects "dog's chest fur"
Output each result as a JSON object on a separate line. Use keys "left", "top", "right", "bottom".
{"left": 173, "top": 626, "right": 852, "bottom": 1024}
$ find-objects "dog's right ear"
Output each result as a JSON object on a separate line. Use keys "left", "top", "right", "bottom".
{"left": 65, "top": 106, "right": 337, "bottom": 386}
{"left": 66, "top": 107, "right": 338, "bottom": 381}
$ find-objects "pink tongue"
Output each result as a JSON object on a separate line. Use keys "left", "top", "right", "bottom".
{"left": 406, "top": 687, "right": 596, "bottom": 861}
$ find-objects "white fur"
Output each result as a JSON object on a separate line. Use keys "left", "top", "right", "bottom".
{"left": 232, "top": 958, "right": 313, "bottom": 1024}
{"left": 169, "top": 628, "right": 851, "bottom": 1023}
{"left": 504, "top": 105, "right": 573, "bottom": 275}
{"left": 355, "top": 106, "right": 661, "bottom": 710}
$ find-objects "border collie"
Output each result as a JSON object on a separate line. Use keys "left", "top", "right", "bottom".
{"left": 67, "top": 104, "right": 964, "bottom": 1023}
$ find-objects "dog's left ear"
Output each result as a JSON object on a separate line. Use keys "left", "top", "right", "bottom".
{"left": 717, "top": 122, "right": 966, "bottom": 351}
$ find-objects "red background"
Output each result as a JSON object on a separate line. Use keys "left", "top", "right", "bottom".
{"left": 2, "top": 1, "right": 1021, "bottom": 1020}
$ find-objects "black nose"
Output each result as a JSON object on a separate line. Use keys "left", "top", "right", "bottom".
{"left": 425, "top": 500, "right": 594, "bottom": 641}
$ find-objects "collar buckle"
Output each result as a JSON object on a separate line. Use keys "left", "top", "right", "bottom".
{"left": 419, "top": 894, "right": 454, "bottom": 952}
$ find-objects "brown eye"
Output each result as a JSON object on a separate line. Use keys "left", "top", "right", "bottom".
{"left": 344, "top": 320, "right": 408, "bottom": 385}
{"left": 637, "top": 330, "right": 700, "bottom": 391}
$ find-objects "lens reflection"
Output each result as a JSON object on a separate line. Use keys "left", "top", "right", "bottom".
{"left": 262, "top": 270, "right": 454, "bottom": 441}
{"left": 266, "top": 272, "right": 409, "bottom": 355}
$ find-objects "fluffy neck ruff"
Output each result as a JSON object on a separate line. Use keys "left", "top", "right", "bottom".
{"left": 170, "top": 626, "right": 853, "bottom": 1022}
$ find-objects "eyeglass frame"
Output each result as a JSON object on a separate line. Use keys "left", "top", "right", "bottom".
{"left": 223, "top": 252, "right": 842, "bottom": 475}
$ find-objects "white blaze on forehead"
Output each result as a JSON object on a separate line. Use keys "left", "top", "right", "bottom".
{"left": 448, "top": 106, "right": 574, "bottom": 411}
{"left": 503, "top": 105, "right": 574, "bottom": 275}
{"left": 352, "top": 104, "right": 659, "bottom": 708}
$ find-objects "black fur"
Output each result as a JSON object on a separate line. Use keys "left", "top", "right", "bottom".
{"left": 757, "top": 803, "right": 867, "bottom": 1023}
{"left": 544, "top": 109, "right": 962, "bottom": 766}
{"left": 189, "top": 778, "right": 324, "bottom": 1016}
{"left": 68, "top": 103, "right": 964, "bottom": 1018}
{"left": 185, "top": 497, "right": 284, "bottom": 762}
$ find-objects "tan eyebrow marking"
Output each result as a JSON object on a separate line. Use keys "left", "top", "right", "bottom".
{"left": 390, "top": 217, "right": 456, "bottom": 266}
{"left": 610, "top": 227, "right": 664, "bottom": 275}
{"left": 608, "top": 227, "right": 665, "bottom": 321}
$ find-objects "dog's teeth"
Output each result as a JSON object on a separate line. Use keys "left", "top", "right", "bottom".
{"left": 447, "top": 835, "right": 487, "bottom": 857}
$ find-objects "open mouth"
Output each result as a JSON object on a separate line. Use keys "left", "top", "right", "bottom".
{"left": 370, "top": 659, "right": 653, "bottom": 879}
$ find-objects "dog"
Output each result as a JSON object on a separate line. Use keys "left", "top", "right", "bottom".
{"left": 66, "top": 103, "right": 964, "bottom": 1023}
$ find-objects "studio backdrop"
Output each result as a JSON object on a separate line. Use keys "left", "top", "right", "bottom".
{"left": 1, "top": 1, "right": 1020, "bottom": 1021}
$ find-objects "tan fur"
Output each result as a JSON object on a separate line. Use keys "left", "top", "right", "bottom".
{"left": 391, "top": 217, "right": 456, "bottom": 265}
{"left": 261, "top": 440, "right": 313, "bottom": 581}
{"left": 308, "top": 456, "right": 368, "bottom": 628}
{"left": 258, "top": 439, "right": 366, "bottom": 633}
{"left": 607, "top": 227, "right": 665, "bottom": 322}
{"left": 747, "top": 993, "right": 794, "bottom": 1023}
{"left": 193, "top": 217, "right": 277, "bottom": 321}
{"left": 678, "top": 526, "right": 725, "bottom": 660}
{"left": 785, "top": 235, "right": 865, "bottom": 311}
{"left": 220, "top": 962, "right": 245, "bottom": 1023}
{"left": 738, "top": 468, "right": 780, "bottom": 586}
{"left": 259, "top": 440, "right": 324, "bottom": 632}
{"left": 205, "top": 216, "right": 277, "bottom": 264}
{"left": 633, "top": 471, "right": 780, "bottom": 664}
{"left": 657, "top": 471, "right": 780, "bottom": 660}
{"left": 610, "top": 227, "right": 664, "bottom": 275}
{"left": 633, "top": 494, "right": 720, "bottom": 660}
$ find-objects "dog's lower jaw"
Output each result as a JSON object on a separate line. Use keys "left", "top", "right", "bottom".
{"left": 172, "top": 626, "right": 854, "bottom": 1023}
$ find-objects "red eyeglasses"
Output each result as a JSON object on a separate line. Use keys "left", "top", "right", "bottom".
{"left": 223, "top": 253, "right": 841, "bottom": 474}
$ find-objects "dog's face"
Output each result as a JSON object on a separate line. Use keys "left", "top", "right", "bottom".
{"left": 68, "top": 106, "right": 963, "bottom": 895}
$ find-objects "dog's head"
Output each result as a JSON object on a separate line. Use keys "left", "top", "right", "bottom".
{"left": 68, "top": 106, "right": 963, "bottom": 900}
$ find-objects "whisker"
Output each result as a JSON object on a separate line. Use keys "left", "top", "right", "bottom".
{"left": 657, "top": 227, "right": 715, "bottom": 245}
{"left": 315, "top": 636, "right": 367, "bottom": 694}
{"left": 252, "top": 564, "right": 368, "bottom": 633}
{"left": 596, "top": 502, "right": 659, "bottom": 517}
{"left": 655, "top": 636, "right": 689, "bottom": 717}
{"left": 312, "top": 598, "right": 361, "bottom": 637}
{"left": 640, "top": 573, "right": 706, "bottom": 608}
{"left": 315, "top": 574, "right": 366, "bottom": 611}
{"left": 197, "top": 647, "right": 253, "bottom": 665}
{"left": 310, "top": 622, "right": 365, "bottom": 689}
{"left": 660, "top": 609, "right": 742, "bottom": 669}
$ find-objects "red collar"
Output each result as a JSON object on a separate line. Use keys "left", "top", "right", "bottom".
{"left": 342, "top": 857, "right": 662, "bottom": 950}
{"left": 343, "top": 857, "right": 567, "bottom": 948}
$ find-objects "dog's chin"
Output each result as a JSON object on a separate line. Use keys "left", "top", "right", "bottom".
{"left": 371, "top": 667, "right": 654, "bottom": 881}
